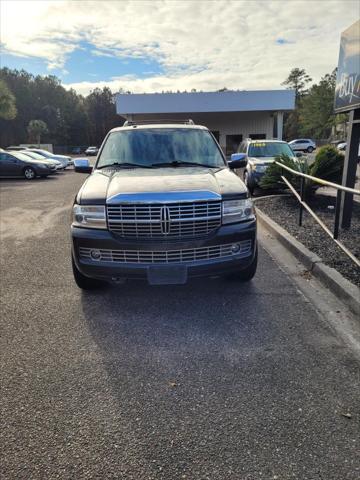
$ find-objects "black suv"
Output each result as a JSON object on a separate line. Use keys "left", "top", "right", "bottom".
{"left": 71, "top": 122, "right": 257, "bottom": 289}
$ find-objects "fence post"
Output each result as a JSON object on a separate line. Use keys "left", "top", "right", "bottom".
{"left": 298, "top": 176, "right": 305, "bottom": 226}
{"left": 333, "top": 189, "right": 342, "bottom": 239}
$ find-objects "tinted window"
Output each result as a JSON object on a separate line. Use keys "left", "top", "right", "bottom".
{"left": 98, "top": 128, "right": 225, "bottom": 168}
{"left": 248, "top": 142, "right": 294, "bottom": 157}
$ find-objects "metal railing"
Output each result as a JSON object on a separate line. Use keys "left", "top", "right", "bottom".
{"left": 275, "top": 161, "right": 360, "bottom": 268}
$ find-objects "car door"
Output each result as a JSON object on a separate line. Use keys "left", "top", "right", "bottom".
{"left": 0, "top": 153, "right": 9, "bottom": 176}
{"left": 0, "top": 153, "right": 20, "bottom": 176}
{"left": 6, "top": 153, "right": 24, "bottom": 175}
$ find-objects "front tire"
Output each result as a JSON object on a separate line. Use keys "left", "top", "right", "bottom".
{"left": 307, "top": 146, "right": 314, "bottom": 153}
{"left": 72, "top": 256, "right": 106, "bottom": 290}
{"left": 23, "top": 167, "right": 36, "bottom": 180}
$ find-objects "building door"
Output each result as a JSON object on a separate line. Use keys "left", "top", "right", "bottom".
{"left": 226, "top": 135, "right": 242, "bottom": 156}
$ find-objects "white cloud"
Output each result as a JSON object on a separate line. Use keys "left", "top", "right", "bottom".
{"left": 1, "top": 0, "right": 358, "bottom": 94}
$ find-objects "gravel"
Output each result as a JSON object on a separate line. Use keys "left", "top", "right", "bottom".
{"left": 255, "top": 193, "right": 360, "bottom": 287}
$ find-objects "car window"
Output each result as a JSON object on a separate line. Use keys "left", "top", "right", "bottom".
{"left": 29, "top": 149, "right": 52, "bottom": 158}
{"left": 21, "top": 151, "right": 44, "bottom": 160}
{"left": 248, "top": 142, "right": 294, "bottom": 157}
{"left": 97, "top": 128, "right": 226, "bottom": 168}
{"left": 10, "top": 152, "right": 33, "bottom": 161}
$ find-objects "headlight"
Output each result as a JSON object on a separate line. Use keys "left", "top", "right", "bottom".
{"left": 222, "top": 199, "right": 255, "bottom": 224}
{"left": 72, "top": 205, "right": 106, "bottom": 229}
{"left": 251, "top": 164, "right": 267, "bottom": 172}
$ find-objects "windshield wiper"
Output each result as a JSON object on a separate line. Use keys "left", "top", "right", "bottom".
{"left": 151, "top": 161, "right": 219, "bottom": 168}
{"left": 97, "top": 162, "right": 153, "bottom": 169}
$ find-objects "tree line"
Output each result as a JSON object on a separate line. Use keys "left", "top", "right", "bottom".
{"left": 281, "top": 67, "right": 347, "bottom": 140}
{"left": 0, "top": 68, "right": 120, "bottom": 148}
{"left": 0, "top": 66, "right": 347, "bottom": 149}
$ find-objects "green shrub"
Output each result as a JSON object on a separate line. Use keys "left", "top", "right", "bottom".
{"left": 259, "top": 146, "right": 344, "bottom": 196}
{"left": 259, "top": 154, "right": 308, "bottom": 191}
{"left": 309, "top": 145, "right": 343, "bottom": 184}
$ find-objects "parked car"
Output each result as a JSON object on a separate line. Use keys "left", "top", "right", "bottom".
{"left": 85, "top": 146, "right": 99, "bottom": 156}
{"left": 27, "top": 149, "right": 73, "bottom": 168}
{"left": 72, "top": 147, "right": 83, "bottom": 155}
{"left": 337, "top": 142, "right": 360, "bottom": 162}
{"left": 0, "top": 151, "right": 57, "bottom": 179}
{"left": 236, "top": 139, "right": 299, "bottom": 195}
{"left": 71, "top": 121, "right": 257, "bottom": 289}
{"left": 20, "top": 150, "right": 63, "bottom": 170}
{"left": 288, "top": 138, "right": 316, "bottom": 153}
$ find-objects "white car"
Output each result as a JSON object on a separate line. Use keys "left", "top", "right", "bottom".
{"left": 20, "top": 150, "right": 63, "bottom": 170}
{"left": 85, "top": 146, "right": 99, "bottom": 156}
{"left": 288, "top": 138, "right": 316, "bottom": 153}
{"left": 28, "top": 149, "right": 72, "bottom": 169}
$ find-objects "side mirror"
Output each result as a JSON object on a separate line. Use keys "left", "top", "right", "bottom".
{"left": 295, "top": 152, "right": 303, "bottom": 158}
{"left": 228, "top": 153, "right": 247, "bottom": 169}
{"left": 74, "top": 158, "right": 92, "bottom": 173}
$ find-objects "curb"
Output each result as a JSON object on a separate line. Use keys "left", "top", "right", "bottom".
{"left": 256, "top": 208, "right": 360, "bottom": 317}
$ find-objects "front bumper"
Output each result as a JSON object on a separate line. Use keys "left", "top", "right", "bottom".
{"left": 72, "top": 219, "right": 257, "bottom": 283}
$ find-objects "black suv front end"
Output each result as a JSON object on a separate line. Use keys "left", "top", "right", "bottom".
{"left": 71, "top": 199, "right": 257, "bottom": 286}
{"left": 71, "top": 123, "right": 257, "bottom": 289}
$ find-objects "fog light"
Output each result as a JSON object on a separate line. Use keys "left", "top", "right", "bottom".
{"left": 90, "top": 249, "right": 101, "bottom": 260}
{"left": 231, "top": 243, "right": 240, "bottom": 253}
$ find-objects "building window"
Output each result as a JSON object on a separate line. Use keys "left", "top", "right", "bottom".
{"left": 226, "top": 134, "right": 242, "bottom": 156}
{"left": 211, "top": 131, "right": 220, "bottom": 142}
{"left": 249, "top": 133, "right": 266, "bottom": 140}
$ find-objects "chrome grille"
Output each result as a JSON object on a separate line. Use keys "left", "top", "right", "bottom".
{"left": 107, "top": 202, "right": 222, "bottom": 238}
{"left": 79, "top": 240, "right": 252, "bottom": 264}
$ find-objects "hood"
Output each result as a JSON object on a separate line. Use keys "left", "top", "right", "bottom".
{"left": 248, "top": 156, "right": 277, "bottom": 164}
{"left": 249, "top": 156, "right": 295, "bottom": 164}
{"left": 77, "top": 167, "right": 247, "bottom": 205}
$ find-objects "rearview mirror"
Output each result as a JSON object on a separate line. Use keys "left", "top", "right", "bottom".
{"left": 74, "top": 158, "right": 92, "bottom": 173}
{"left": 228, "top": 153, "right": 247, "bottom": 169}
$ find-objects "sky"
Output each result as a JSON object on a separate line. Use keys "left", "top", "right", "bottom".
{"left": 0, "top": 0, "right": 358, "bottom": 95}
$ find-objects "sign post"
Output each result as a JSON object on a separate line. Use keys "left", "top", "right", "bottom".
{"left": 334, "top": 20, "right": 360, "bottom": 229}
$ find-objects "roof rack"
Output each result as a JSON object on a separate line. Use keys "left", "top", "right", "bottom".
{"left": 123, "top": 119, "right": 195, "bottom": 127}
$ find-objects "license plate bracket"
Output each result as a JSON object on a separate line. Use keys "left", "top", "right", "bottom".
{"left": 147, "top": 265, "right": 188, "bottom": 285}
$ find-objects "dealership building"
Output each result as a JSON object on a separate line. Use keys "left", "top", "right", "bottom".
{"left": 116, "top": 90, "right": 295, "bottom": 156}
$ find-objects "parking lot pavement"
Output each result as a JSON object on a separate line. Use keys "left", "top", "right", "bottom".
{"left": 1, "top": 172, "right": 359, "bottom": 480}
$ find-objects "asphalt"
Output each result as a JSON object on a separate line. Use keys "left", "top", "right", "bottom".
{"left": 0, "top": 170, "right": 359, "bottom": 480}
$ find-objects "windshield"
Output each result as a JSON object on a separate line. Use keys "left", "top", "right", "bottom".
{"left": 21, "top": 151, "right": 45, "bottom": 160}
{"left": 97, "top": 128, "right": 225, "bottom": 168}
{"left": 248, "top": 142, "right": 294, "bottom": 158}
{"left": 11, "top": 152, "right": 39, "bottom": 161}
{"left": 30, "top": 149, "right": 53, "bottom": 158}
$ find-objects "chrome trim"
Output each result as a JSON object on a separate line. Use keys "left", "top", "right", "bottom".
{"left": 107, "top": 201, "right": 222, "bottom": 238}
{"left": 106, "top": 190, "right": 221, "bottom": 204}
{"left": 79, "top": 240, "right": 252, "bottom": 264}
